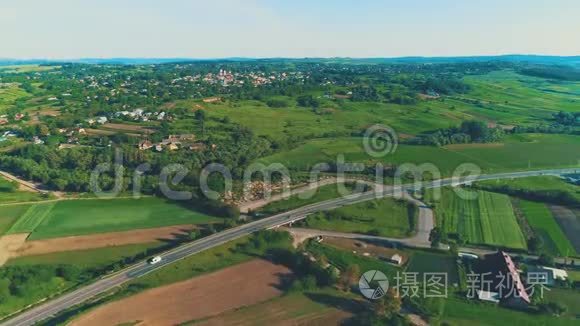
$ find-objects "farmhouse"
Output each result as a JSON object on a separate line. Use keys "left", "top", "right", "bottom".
{"left": 475, "top": 251, "right": 530, "bottom": 308}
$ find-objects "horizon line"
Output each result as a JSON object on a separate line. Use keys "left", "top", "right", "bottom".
{"left": 2, "top": 53, "right": 580, "bottom": 62}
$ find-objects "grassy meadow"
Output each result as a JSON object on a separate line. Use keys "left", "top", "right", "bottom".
{"left": 0, "top": 83, "right": 30, "bottom": 112}
{"left": 201, "top": 70, "right": 580, "bottom": 145}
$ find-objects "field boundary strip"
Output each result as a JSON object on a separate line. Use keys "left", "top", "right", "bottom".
{"left": 6, "top": 203, "right": 56, "bottom": 234}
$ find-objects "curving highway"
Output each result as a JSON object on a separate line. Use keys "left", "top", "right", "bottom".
{"left": 1, "top": 167, "right": 578, "bottom": 326}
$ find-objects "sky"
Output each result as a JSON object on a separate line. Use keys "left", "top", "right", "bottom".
{"left": 1, "top": 0, "right": 579, "bottom": 59}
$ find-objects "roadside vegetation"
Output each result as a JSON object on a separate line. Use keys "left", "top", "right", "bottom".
{"left": 302, "top": 197, "right": 417, "bottom": 238}
{"left": 255, "top": 182, "right": 362, "bottom": 215}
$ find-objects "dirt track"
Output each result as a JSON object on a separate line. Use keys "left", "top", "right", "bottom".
{"left": 71, "top": 259, "right": 293, "bottom": 326}
{"left": 13, "top": 224, "right": 194, "bottom": 257}
{"left": 0, "top": 225, "right": 194, "bottom": 266}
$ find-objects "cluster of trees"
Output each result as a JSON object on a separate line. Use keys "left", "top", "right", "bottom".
{"left": 407, "top": 120, "right": 505, "bottom": 146}
{"left": 0, "top": 119, "right": 271, "bottom": 217}
{"left": 519, "top": 66, "right": 580, "bottom": 81}
{"left": 296, "top": 95, "right": 321, "bottom": 108}
{"left": 512, "top": 123, "right": 579, "bottom": 136}
{"left": 552, "top": 111, "right": 580, "bottom": 126}
{"left": 474, "top": 184, "right": 579, "bottom": 207}
{"left": 351, "top": 86, "right": 380, "bottom": 102}
{"left": 265, "top": 98, "right": 289, "bottom": 108}
{"left": 0, "top": 265, "right": 84, "bottom": 304}
{"left": 416, "top": 78, "right": 471, "bottom": 95}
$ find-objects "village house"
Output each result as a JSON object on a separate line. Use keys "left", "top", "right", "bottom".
{"left": 168, "top": 142, "right": 179, "bottom": 151}
{"left": 202, "top": 97, "right": 221, "bottom": 103}
{"left": 33, "top": 136, "right": 44, "bottom": 145}
{"left": 138, "top": 140, "right": 153, "bottom": 150}
{"left": 188, "top": 142, "right": 206, "bottom": 151}
{"left": 14, "top": 113, "right": 25, "bottom": 121}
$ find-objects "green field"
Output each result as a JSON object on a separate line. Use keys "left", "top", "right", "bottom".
{"left": 259, "top": 134, "right": 580, "bottom": 176}
{"left": 543, "top": 288, "right": 580, "bottom": 319}
{"left": 0, "top": 204, "right": 31, "bottom": 235}
{"left": 0, "top": 65, "right": 59, "bottom": 74}
{"left": 6, "top": 242, "right": 163, "bottom": 268}
{"left": 304, "top": 196, "right": 416, "bottom": 238}
{"left": 13, "top": 198, "right": 221, "bottom": 240}
{"left": 405, "top": 251, "right": 460, "bottom": 285}
{"left": 429, "top": 188, "right": 527, "bottom": 249}
{"left": 183, "top": 289, "right": 358, "bottom": 325}
{"left": 0, "top": 83, "right": 30, "bottom": 112}
{"left": 439, "top": 298, "right": 577, "bottom": 326}
{"left": 518, "top": 200, "right": 576, "bottom": 256}
{"left": 568, "top": 270, "right": 580, "bottom": 282}
{"left": 6, "top": 202, "right": 55, "bottom": 234}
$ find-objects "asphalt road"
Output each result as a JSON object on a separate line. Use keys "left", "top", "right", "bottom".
{"left": 2, "top": 167, "right": 578, "bottom": 326}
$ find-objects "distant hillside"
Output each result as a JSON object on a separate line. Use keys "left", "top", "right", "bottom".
{"left": 1, "top": 55, "right": 579, "bottom": 67}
